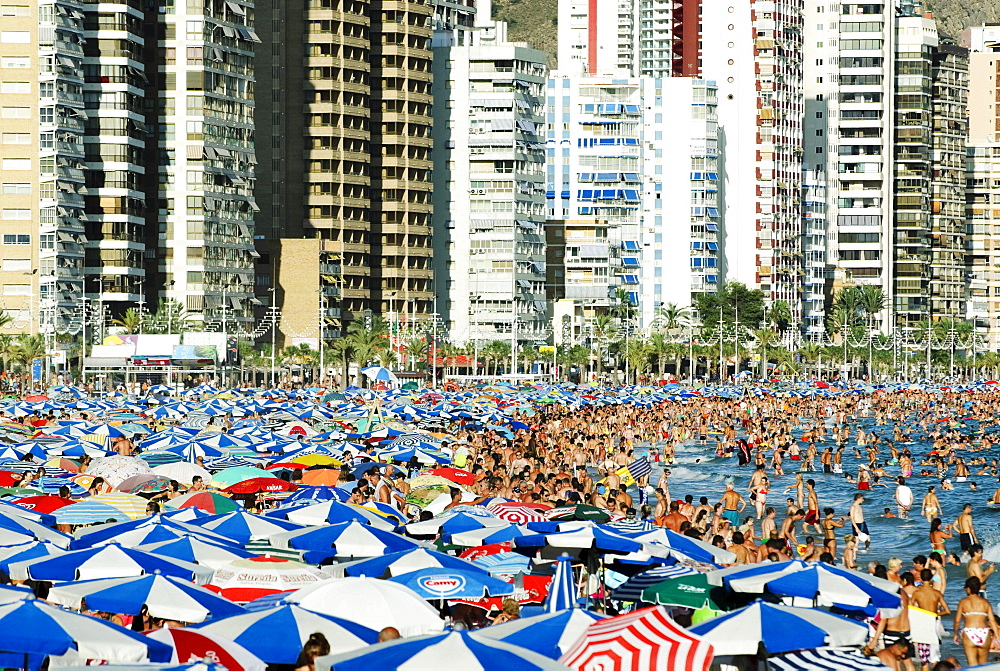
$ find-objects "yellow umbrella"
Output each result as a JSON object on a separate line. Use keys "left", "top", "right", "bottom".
{"left": 91, "top": 492, "right": 149, "bottom": 519}
{"left": 293, "top": 454, "right": 343, "bottom": 467}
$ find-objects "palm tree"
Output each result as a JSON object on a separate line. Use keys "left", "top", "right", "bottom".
{"left": 591, "top": 313, "right": 616, "bottom": 380}
{"left": 346, "top": 317, "right": 389, "bottom": 382}
{"left": 798, "top": 342, "right": 824, "bottom": 379}
{"left": 484, "top": 341, "right": 511, "bottom": 377}
{"left": 403, "top": 337, "right": 428, "bottom": 371}
{"left": 624, "top": 338, "right": 651, "bottom": 385}
{"left": 753, "top": 329, "right": 779, "bottom": 378}
{"left": 652, "top": 303, "right": 691, "bottom": 333}
{"left": 12, "top": 335, "right": 45, "bottom": 390}
{"left": 648, "top": 333, "right": 671, "bottom": 378}
{"left": 327, "top": 338, "right": 354, "bottom": 389}
{"left": 111, "top": 308, "right": 143, "bottom": 334}
{"left": 148, "top": 299, "right": 199, "bottom": 334}
{"left": 768, "top": 300, "right": 792, "bottom": 333}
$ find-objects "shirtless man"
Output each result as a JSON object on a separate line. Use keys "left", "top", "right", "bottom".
{"left": 910, "top": 569, "right": 950, "bottom": 671}
{"left": 871, "top": 588, "right": 915, "bottom": 671}
{"left": 966, "top": 544, "right": 995, "bottom": 593}
{"left": 760, "top": 507, "right": 777, "bottom": 542}
{"left": 657, "top": 500, "right": 688, "bottom": 532}
{"left": 955, "top": 503, "right": 978, "bottom": 554}
{"left": 850, "top": 493, "right": 870, "bottom": 551}
{"left": 804, "top": 479, "right": 821, "bottom": 535}
{"left": 779, "top": 509, "right": 805, "bottom": 546}
{"left": 719, "top": 483, "right": 746, "bottom": 527}
{"left": 113, "top": 435, "right": 135, "bottom": 456}
{"left": 727, "top": 531, "right": 751, "bottom": 565}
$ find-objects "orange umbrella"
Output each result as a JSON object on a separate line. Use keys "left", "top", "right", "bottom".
{"left": 300, "top": 468, "right": 340, "bottom": 486}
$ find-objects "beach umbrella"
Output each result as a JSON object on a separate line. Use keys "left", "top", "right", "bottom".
{"left": 486, "top": 502, "right": 550, "bottom": 524}
{"left": 609, "top": 564, "right": 699, "bottom": 603}
{"left": 136, "top": 537, "right": 257, "bottom": 570}
{"left": 626, "top": 529, "right": 737, "bottom": 565}
{"left": 388, "top": 567, "right": 514, "bottom": 600}
{"left": 91, "top": 493, "right": 149, "bottom": 519}
{"left": 768, "top": 648, "right": 891, "bottom": 670}
{"left": 146, "top": 628, "right": 265, "bottom": 671}
{"left": 688, "top": 601, "right": 869, "bottom": 655}
{"left": 33, "top": 477, "right": 86, "bottom": 497}
{"left": 188, "top": 509, "right": 305, "bottom": 545}
{"left": 267, "top": 577, "right": 445, "bottom": 636}
{"left": 405, "top": 511, "right": 506, "bottom": 537}
{"left": 8, "top": 543, "right": 214, "bottom": 583}
{"left": 559, "top": 606, "right": 714, "bottom": 671}
{"left": 166, "top": 492, "right": 240, "bottom": 515}
{"left": 360, "top": 366, "right": 398, "bottom": 384}
{"left": 55, "top": 500, "right": 130, "bottom": 525}
{"left": 271, "top": 520, "right": 420, "bottom": 561}
{"left": 282, "top": 485, "right": 350, "bottom": 505}
{"left": 426, "top": 467, "right": 475, "bottom": 485}
{"left": 151, "top": 462, "right": 212, "bottom": 485}
{"left": 448, "top": 524, "right": 529, "bottom": 547}
{"left": 210, "top": 467, "right": 273, "bottom": 489}
{"left": 335, "top": 547, "right": 487, "bottom": 578}
{"left": 117, "top": 474, "right": 172, "bottom": 494}
{"left": 47, "top": 573, "right": 246, "bottom": 623}
{"left": 0, "top": 598, "right": 173, "bottom": 669}
{"left": 284, "top": 501, "right": 398, "bottom": 531}
{"left": 762, "top": 564, "right": 901, "bottom": 608}
{"left": 513, "top": 525, "right": 662, "bottom": 560}
{"left": 318, "top": 631, "right": 567, "bottom": 671}
{"left": 544, "top": 555, "right": 575, "bottom": 612}
{"left": 87, "top": 456, "right": 151, "bottom": 487}
{"left": 208, "top": 556, "right": 330, "bottom": 602}
{"left": 469, "top": 551, "right": 533, "bottom": 577}
{"left": 640, "top": 573, "right": 730, "bottom": 611}
{"left": 378, "top": 446, "right": 450, "bottom": 465}
{"left": 473, "top": 609, "right": 607, "bottom": 660}
{"left": 70, "top": 514, "right": 233, "bottom": 550}
{"left": 544, "top": 505, "right": 611, "bottom": 523}
{"left": 191, "top": 604, "right": 377, "bottom": 664}
{"left": 0, "top": 541, "right": 66, "bottom": 574}
{"left": 12, "top": 496, "right": 76, "bottom": 514}
{"left": 224, "top": 477, "right": 297, "bottom": 494}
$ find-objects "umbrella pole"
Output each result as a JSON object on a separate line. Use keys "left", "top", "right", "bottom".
{"left": 600, "top": 555, "right": 607, "bottom": 611}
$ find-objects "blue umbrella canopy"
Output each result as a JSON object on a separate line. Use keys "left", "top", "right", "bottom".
{"left": 317, "top": 631, "right": 567, "bottom": 671}
{"left": 388, "top": 567, "right": 514, "bottom": 600}
{"left": 8, "top": 543, "right": 214, "bottom": 583}
{"left": 47, "top": 573, "right": 246, "bottom": 622}
{"left": 340, "top": 547, "right": 487, "bottom": 578}
{"left": 0, "top": 598, "right": 173, "bottom": 669}
{"left": 472, "top": 609, "right": 606, "bottom": 660}
{"left": 271, "top": 520, "right": 420, "bottom": 562}
{"left": 191, "top": 604, "right": 378, "bottom": 664}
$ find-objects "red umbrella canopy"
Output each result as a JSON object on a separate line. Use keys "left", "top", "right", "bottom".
{"left": 13, "top": 495, "right": 76, "bottom": 513}
{"left": 0, "top": 471, "right": 22, "bottom": 487}
{"left": 427, "top": 468, "right": 475, "bottom": 486}
{"left": 24, "top": 395, "right": 50, "bottom": 402}
{"left": 225, "top": 478, "right": 298, "bottom": 494}
{"left": 559, "top": 606, "right": 714, "bottom": 671}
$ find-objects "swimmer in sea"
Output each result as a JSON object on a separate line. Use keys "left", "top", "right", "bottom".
{"left": 921, "top": 485, "right": 941, "bottom": 524}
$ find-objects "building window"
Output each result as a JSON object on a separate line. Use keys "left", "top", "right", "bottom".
{"left": 2, "top": 234, "right": 30, "bottom": 245}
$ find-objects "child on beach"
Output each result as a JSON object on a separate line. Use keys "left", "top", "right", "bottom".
{"left": 844, "top": 534, "right": 858, "bottom": 570}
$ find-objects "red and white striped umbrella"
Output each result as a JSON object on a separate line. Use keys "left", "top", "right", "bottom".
{"left": 487, "top": 502, "right": 549, "bottom": 524}
{"left": 559, "top": 606, "right": 714, "bottom": 671}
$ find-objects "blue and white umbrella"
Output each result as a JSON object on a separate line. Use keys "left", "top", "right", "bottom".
{"left": 688, "top": 601, "right": 869, "bottom": 655}
{"left": 360, "top": 367, "right": 398, "bottom": 384}
{"left": 514, "top": 525, "right": 663, "bottom": 559}
{"left": 0, "top": 510, "right": 71, "bottom": 546}
{"left": 405, "top": 511, "right": 507, "bottom": 538}
{"left": 270, "top": 520, "right": 420, "bottom": 561}
{"left": 469, "top": 552, "right": 533, "bottom": 577}
{"left": 284, "top": 501, "right": 398, "bottom": 531}
{"left": 55, "top": 500, "right": 130, "bottom": 526}
{"left": 389, "top": 567, "right": 514, "bottom": 600}
{"left": 472, "top": 609, "right": 606, "bottom": 660}
{"left": 544, "top": 555, "right": 576, "bottom": 612}
{"left": 187, "top": 509, "right": 306, "bottom": 545}
{"left": 47, "top": 573, "right": 246, "bottom": 623}
{"left": 0, "top": 598, "right": 173, "bottom": 669}
{"left": 625, "top": 528, "right": 736, "bottom": 564}
{"left": 135, "top": 536, "right": 256, "bottom": 570}
{"left": 191, "top": 604, "right": 378, "bottom": 664}
{"left": 448, "top": 524, "right": 530, "bottom": 547}
{"left": 0, "top": 540, "right": 66, "bottom": 573}
{"left": 768, "top": 647, "right": 890, "bottom": 671}
{"left": 70, "top": 514, "right": 232, "bottom": 550}
{"left": 337, "top": 547, "right": 487, "bottom": 578}
{"left": 317, "top": 631, "right": 567, "bottom": 671}
{"left": 377, "top": 446, "right": 450, "bottom": 465}
{"left": 8, "top": 543, "right": 214, "bottom": 583}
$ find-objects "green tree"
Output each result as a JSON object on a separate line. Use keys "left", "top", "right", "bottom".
{"left": 768, "top": 300, "right": 792, "bottom": 332}
{"left": 798, "top": 342, "right": 824, "bottom": 379}
{"left": 111, "top": 308, "right": 143, "bottom": 334}
{"left": 753, "top": 328, "right": 780, "bottom": 377}
{"left": 623, "top": 338, "right": 651, "bottom": 385}
{"left": 327, "top": 338, "right": 354, "bottom": 388}
{"left": 695, "top": 281, "right": 765, "bottom": 331}
{"left": 345, "top": 317, "right": 389, "bottom": 382}
{"left": 403, "top": 337, "right": 428, "bottom": 371}
{"left": 652, "top": 303, "right": 692, "bottom": 333}
{"left": 147, "top": 299, "right": 200, "bottom": 334}
{"left": 591, "top": 313, "right": 617, "bottom": 380}
{"left": 12, "top": 335, "right": 45, "bottom": 389}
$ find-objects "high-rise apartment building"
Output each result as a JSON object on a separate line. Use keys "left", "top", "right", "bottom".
{"left": 546, "top": 75, "right": 720, "bottom": 327}
{"left": 431, "top": 13, "right": 548, "bottom": 348}
{"left": 0, "top": 0, "right": 88, "bottom": 336}
{"left": 702, "top": 0, "right": 804, "bottom": 325}
{"left": 154, "top": 0, "right": 259, "bottom": 329}
{"left": 253, "top": 0, "right": 435, "bottom": 344}
{"left": 963, "top": 25, "right": 1000, "bottom": 347}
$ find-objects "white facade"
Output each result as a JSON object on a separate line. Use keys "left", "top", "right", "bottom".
{"left": 546, "top": 75, "right": 720, "bottom": 325}
{"left": 157, "top": 0, "right": 259, "bottom": 328}
{"left": 431, "top": 15, "right": 548, "bottom": 347}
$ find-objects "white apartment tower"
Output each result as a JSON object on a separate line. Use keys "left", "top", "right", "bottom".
{"left": 431, "top": 7, "right": 549, "bottom": 348}
{"left": 156, "top": 0, "right": 258, "bottom": 328}
{"left": 702, "top": 0, "right": 805, "bottom": 325}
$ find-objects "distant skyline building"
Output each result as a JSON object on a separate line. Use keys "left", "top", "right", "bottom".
{"left": 431, "top": 8, "right": 549, "bottom": 349}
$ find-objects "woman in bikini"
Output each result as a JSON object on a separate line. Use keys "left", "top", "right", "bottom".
{"left": 953, "top": 576, "right": 1000, "bottom": 666}
{"left": 929, "top": 517, "right": 953, "bottom": 558}
{"left": 921, "top": 485, "right": 941, "bottom": 523}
